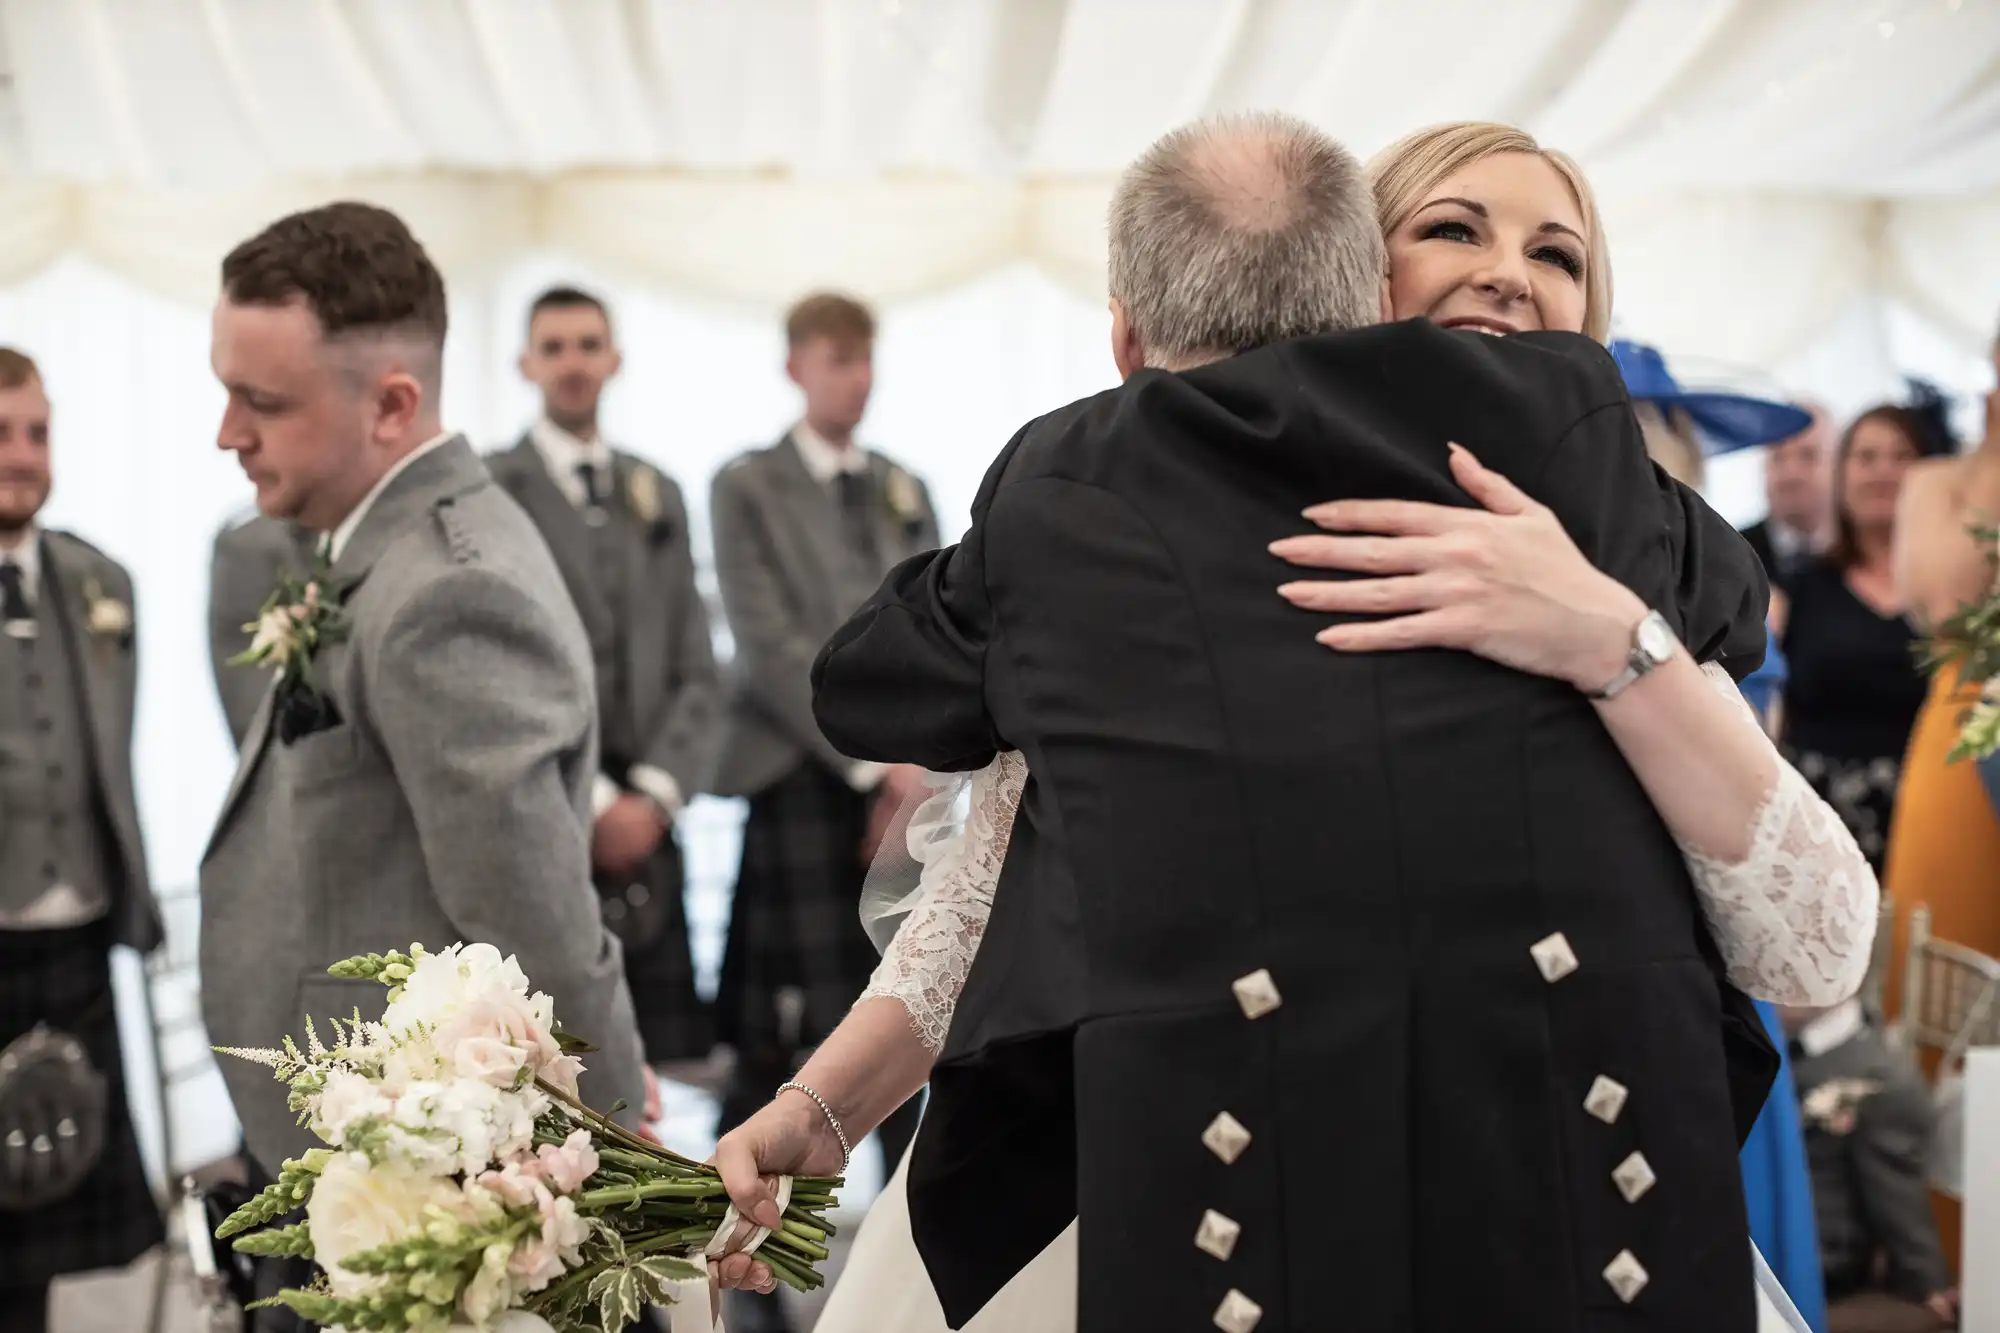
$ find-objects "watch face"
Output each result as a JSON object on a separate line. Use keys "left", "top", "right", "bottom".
{"left": 1636, "top": 614, "right": 1675, "bottom": 664}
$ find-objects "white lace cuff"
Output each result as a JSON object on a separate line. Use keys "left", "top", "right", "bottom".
{"left": 858, "top": 751, "right": 1027, "bottom": 1050}
{"left": 1680, "top": 662, "right": 1880, "bottom": 1005}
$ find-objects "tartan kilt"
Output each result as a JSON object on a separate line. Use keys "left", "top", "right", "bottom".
{"left": 0, "top": 922, "right": 163, "bottom": 1284}
{"left": 714, "top": 761, "right": 877, "bottom": 1064}
{"left": 604, "top": 832, "right": 714, "bottom": 1061}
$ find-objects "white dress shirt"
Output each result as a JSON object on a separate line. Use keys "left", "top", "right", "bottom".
{"left": 789, "top": 423, "right": 890, "bottom": 794}
{"left": 526, "top": 418, "right": 684, "bottom": 824}
{"left": 790, "top": 420, "right": 871, "bottom": 483}
{"left": 0, "top": 522, "right": 43, "bottom": 602}
{"left": 529, "top": 418, "right": 617, "bottom": 510}
{"left": 1795, "top": 997, "right": 1867, "bottom": 1060}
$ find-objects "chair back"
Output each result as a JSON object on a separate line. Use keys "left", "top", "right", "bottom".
{"left": 1902, "top": 903, "right": 2000, "bottom": 1079}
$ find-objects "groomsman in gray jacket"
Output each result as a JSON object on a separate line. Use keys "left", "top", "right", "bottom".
{"left": 199, "top": 204, "right": 648, "bottom": 1189}
{"left": 206, "top": 510, "right": 316, "bottom": 746}
{"left": 0, "top": 348, "right": 162, "bottom": 1333}
{"left": 486, "top": 286, "right": 722, "bottom": 1064}
{"left": 710, "top": 294, "right": 937, "bottom": 1244}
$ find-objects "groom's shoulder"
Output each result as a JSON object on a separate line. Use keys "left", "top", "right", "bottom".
{"left": 361, "top": 482, "right": 570, "bottom": 625}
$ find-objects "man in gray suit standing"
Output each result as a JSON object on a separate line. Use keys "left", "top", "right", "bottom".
{"left": 199, "top": 204, "right": 648, "bottom": 1190}
{"left": 206, "top": 509, "right": 316, "bottom": 746}
{"left": 0, "top": 347, "right": 163, "bottom": 1333}
{"left": 710, "top": 295, "right": 938, "bottom": 1312}
{"left": 486, "top": 285, "right": 722, "bottom": 1066}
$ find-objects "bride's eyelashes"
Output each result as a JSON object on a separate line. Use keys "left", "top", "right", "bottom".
{"left": 1416, "top": 218, "right": 1584, "bottom": 280}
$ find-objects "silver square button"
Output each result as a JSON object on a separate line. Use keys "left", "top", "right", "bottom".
{"left": 1232, "top": 968, "right": 1283, "bottom": 1019}
{"left": 1612, "top": 1151, "right": 1656, "bottom": 1203}
{"left": 1202, "top": 1111, "right": 1252, "bottom": 1165}
{"left": 1603, "top": 1249, "right": 1649, "bottom": 1303}
{"left": 1194, "top": 1209, "right": 1242, "bottom": 1261}
{"left": 1583, "top": 1075, "right": 1629, "bottom": 1124}
{"left": 1530, "top": 932, "right": 1579, "bottom": 983}
{"left": 1212, "top": 1289, "right": 1264, "bottom": 1333}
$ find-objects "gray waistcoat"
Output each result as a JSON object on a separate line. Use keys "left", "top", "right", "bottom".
{"left": 0, "top": 593, "right": 116, "bottom": 923}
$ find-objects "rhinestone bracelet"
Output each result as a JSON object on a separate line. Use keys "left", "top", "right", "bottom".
{"left": 776, "top": 1080, "right": 852, "bottom": 1170}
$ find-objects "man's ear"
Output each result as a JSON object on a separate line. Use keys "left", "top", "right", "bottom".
{"left": 1109, "top": 298, "right": 1145, "bottom": 381}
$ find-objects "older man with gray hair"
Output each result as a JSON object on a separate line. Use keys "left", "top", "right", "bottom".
{"left": 720, "top": 111, "right": 1784, "bottom": 1333}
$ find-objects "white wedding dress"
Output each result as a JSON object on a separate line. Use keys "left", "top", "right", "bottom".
{"left": 815, "top": 664, "right": 1876, "bottom": 1333}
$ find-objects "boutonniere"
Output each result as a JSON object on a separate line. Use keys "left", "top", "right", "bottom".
{"left": 81, "top": 579, "right": 132, "bottom": 640}
{"left": 228, "top": 552, "right": 355, "bottom": 743}
{"left": 627, "top": 464, "right": 662, "bottom": 524}
{"left": 1800, "top": 1077, "right": 1881, "bottom": 1136}
{"left": 884, "top": 466, "right": 923, "bottom": 530}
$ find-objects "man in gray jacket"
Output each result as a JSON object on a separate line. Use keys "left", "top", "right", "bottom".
{"left": 709, "top": 294, "right": 938, "bottom": 1282}
{"left": 199, "top": 203, "right": 647, "bottom": 1191}
{"left": 487, "top": 285, "right": 722, "bottom": 1064}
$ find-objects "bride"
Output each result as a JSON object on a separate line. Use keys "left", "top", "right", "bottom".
{"left": 713, "top": 121, "right": 1874, "bottom": 1333}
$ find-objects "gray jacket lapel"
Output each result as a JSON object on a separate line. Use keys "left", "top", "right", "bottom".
{"left": 39, "top": 539, "right": 142, "bottom": 870}
{"left": 205, "top": 680, "right": 275, "bottom": 863}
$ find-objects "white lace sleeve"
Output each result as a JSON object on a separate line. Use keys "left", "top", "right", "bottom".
{"left": 857, "top": 751, "right": 1028, "bottom": 1051}
{"left": 1680, "top": 661, "right": 1881, "bottom": 1005}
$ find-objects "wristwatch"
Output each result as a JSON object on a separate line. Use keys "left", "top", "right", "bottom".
{"left": 1586, "top": 610, "right": 1678, "bottom": 701}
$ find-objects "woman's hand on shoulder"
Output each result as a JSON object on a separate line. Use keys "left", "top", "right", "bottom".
{"left": 1270, "top": 443, "right": 1645, "bottom": 691}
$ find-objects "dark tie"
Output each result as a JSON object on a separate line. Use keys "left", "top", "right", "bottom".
{"left": 835, "top": 472, "right": 878, "bottom": 563}
{"left": 575, "top": 461, "right": 607, "bottom": 508}
{"left": 0, "top": 560, "right": 31, "bottom": 627}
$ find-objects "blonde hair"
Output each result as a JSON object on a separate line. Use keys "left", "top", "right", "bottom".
{"left": 1368, "top": 122, "right": 1612, "bottom": 344}
{"left": 1636, "top": 402, "right": 1704, "bottom": 489}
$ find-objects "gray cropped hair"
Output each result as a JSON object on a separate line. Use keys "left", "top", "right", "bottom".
{"left": 1108, "top": 113, "right": 1386, "bottom": 368}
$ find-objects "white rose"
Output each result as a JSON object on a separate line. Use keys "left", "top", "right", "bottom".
{"left": 382, "top": 944, "right": 544, "bottom": 1041}
{"left": 87, "top": 596, "right": 131, "bottom": 636}
{"left": 248, "top": 607, "right": 296, "bottom": 665}
{"left": 433, "top": 996, "right": 550, "bottom": 1088}
{"left": 306, "top": 1153, "right": 463, "bottom": 1299}
{"left": 311, "top": 1068, "right": 391, "bottom": 1146}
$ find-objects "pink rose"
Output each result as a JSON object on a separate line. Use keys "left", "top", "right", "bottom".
{"left": 539, "top": 1052, "right": 585, "bottom": 1100}
{"left": 534, "top": 1130, "right": 599, "bottom": 1195}
{"left": 434, "top": 998, "right": 544, "bottom": 1088}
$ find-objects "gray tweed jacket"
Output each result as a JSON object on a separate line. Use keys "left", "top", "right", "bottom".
{"left": 197, "top": 437, "right": 646, "bottom": 1173}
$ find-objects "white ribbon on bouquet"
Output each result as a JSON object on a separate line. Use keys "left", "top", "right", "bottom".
{"left": 665, "top": 1176, "right": 798, "bottom": 1332}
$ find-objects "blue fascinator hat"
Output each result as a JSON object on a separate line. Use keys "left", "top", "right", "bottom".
{"left": 1610, "top": 339, "right": 1813, "bottom": 456}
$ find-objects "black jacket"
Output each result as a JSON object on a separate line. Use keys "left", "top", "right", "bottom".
{"left": 813, "top": 321, "right": 1775, "bottom": 1332}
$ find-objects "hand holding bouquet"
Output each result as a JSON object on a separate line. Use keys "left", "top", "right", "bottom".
{"left": 216, "top": 943, "right": 841, "bottom": 1331}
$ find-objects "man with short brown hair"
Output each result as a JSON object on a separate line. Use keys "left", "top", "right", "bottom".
{"left": 200, "top": 204, "right": 648, "bottom": 1188}
{"left": 486, "top": 283, "right": 722, "bottom": 1066}
{"left": 709, "top": 292, "right": 938, "bottom": 1326}
{"left": 0, "top": 347, "right": 162, "bottom": 1333}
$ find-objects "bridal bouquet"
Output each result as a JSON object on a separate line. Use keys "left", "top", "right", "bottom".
{"left": 1920, "top": 523, "right": 2000, "bottom": 760}
{"left": 216, "top": 943, "right": 841, "bottom": 1331}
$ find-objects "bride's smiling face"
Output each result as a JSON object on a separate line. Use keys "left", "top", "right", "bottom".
{"left": 1386, "top": 152, "right": 1590, "bottom": 337}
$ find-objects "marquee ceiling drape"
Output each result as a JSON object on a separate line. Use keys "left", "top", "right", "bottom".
{"left": 0, "top": 0, "right": 1995, "bottom": 366}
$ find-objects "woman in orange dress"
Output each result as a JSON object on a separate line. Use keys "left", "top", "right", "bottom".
{"left": 1884, "top": 350, "right": 2000, "bottom": 1272}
